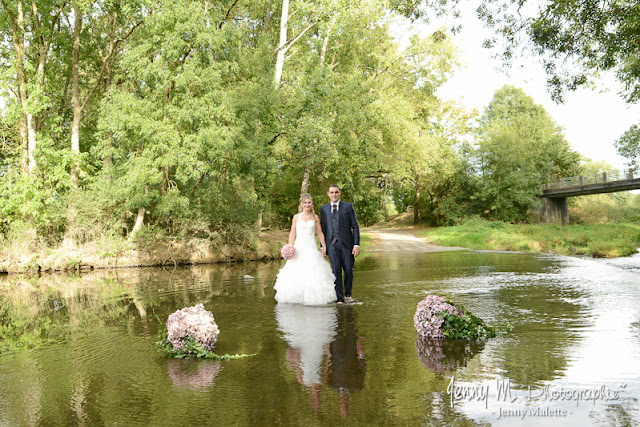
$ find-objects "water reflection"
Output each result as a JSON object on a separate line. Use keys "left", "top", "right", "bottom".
{"left": 276, "top": 304, "right": 337, "bottom": 386}
{"left": 275, "top": 304, "right": 367, "bottom": 417}
{"left": 0, "top": 263, "right": 282, "bottom": 354}
{"left": 415, "top": 337, "right": 485, "bottom": 373}
{"left": 0, "top": 252, "right": 638, "bottom": 425}
{"left": 167, "top": 359, "right": 222, "bottom": 390}
{"left": 324, "top": 307, "right": 366, "bottom": 418}
{"left": 487, "top": 280, "right": 590, "bottom": 386}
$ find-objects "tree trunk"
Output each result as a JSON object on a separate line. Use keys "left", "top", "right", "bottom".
{"left": 263, "top": 0, "right": 272, "bottom": 31}
{"left": 131, "top": 186, "right": 149, "bottom": 238}
{"left": 19, "top": 121, "right": 28, "bottom": 176}
{"left": 319, "top": 16, "right": 336, "bottom": 66}
{"left": 300, "top": 157, "right": 310, "bottom": 197}
{"left": 131, "top": 206, "right": 146, "bottom": 237}
{"left": 320, "top": 35, "right": 330, "bottom": 65}
{"left": 70, "top": 0, "right": 82, "bottom": 190}
{"left": 413, "top": 184, "right": 420, "bottom": 223}
{"left": 274, "top": 0, "right": 289, "bottom": 87}
{"left": 27, "top": 114, "right": 36, "bottom": 174}
{"left": 5, "top": 1, "right": 37, "bottom": 175}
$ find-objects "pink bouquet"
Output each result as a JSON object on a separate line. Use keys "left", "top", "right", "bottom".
{"left": 413, "top": 295, "right": 463, "bottom": 338}
{"left": 281, "top": 244, "right": 296, "bottom": 260}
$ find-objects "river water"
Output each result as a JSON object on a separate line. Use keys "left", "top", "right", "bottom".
{"left": 0, "top": 250, "right": 639, "bottom": 426}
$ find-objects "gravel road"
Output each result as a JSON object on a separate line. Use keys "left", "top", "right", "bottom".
{"left": 364, "top": 229, "right": 466, "bottom": 253}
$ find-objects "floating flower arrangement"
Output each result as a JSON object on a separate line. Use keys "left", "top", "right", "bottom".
{"left": 414, "top": 294, "right": 512, "bottom": 339}
{"left": 156, "top": 303, "right": 252, "bottom": 360}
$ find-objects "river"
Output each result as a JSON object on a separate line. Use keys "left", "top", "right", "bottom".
{"left": 0, "top": 249, "right": 639, "bottom": 425}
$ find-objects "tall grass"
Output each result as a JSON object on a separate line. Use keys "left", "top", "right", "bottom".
{"left": 421, "top": 217, "right": 640, "bottom": 257}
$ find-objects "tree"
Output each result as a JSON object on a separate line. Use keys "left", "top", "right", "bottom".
{"left": 474, "top": 85, "right": 580, "bottom": 221}
{"left": 616, "top": 125, "right": 640, "bottom": 169}
{"left": 401, "top": 0, "right": 640, "bottom": 170}
{"left": 455, "top": 0, "right": 640, "bottom": 104}
{"left": 0, "top": 0, "right": 67, "bottom": 176}
{"left": 93, "top": 0, "right": 277, "bottom": 239}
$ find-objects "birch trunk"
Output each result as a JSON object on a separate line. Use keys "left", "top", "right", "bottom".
{"left": 274, "top": 0, "right": 289, "bottom": 87}
{"left": 300, "top": 157, "right": 310, "bottom": 196}
{"left": 319, "top": 16, "right": 335, "bottom": 66}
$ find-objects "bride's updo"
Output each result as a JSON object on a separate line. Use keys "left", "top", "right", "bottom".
{"left": 298, "top": 193, "right": 315, "bottom": 214}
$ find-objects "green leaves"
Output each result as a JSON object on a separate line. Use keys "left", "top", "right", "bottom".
{"left": 155, "top": 331, "right": 254, "bottom": 360}
{"left": 438, "top": 301, "right": 513, "bottom": 339}
{"left": 474, "top": 85, "right": 581, "bottom": 221}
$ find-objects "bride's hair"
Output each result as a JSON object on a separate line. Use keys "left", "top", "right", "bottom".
{"left": 298, "top": 193, "right": 314, "bottom": 214}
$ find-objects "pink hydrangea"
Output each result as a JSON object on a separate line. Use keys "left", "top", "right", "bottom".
{"left": 166, "top": 304, "right": 220, "bottom": 352}
{"left": 413, "top": 294, "right": 463, "bottom": 338}
{"left": 281, "top": 244, "right": 296, "bottom": 260}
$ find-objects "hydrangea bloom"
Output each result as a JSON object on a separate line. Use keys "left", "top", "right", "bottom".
{"left": 166, "top": 304, "right": 220, "bottom": 352}
{"left": 413, "top": 294, "right": 463, "bottom": 338}
{"left": 281, "top": 244, "right": 296, "bottom": 260}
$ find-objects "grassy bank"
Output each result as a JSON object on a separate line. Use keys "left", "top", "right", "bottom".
{"left": 419, "top": 218, "right": 640, "bottom": 258}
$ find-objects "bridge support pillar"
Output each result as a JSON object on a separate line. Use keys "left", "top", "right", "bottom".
{"left": 540, "top": 197, "right": 569, "bottom": 225}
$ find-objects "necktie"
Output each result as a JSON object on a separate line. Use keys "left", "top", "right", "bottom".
{"left": 331, "top": 203, "right": 339, "bottom": 243}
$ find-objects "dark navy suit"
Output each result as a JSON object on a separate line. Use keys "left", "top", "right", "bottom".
{"left": 320, "top": 200, "right": 360, "bottom": 302}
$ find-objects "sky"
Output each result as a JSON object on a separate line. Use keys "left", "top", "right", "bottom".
{"left": 416, "top": 10, "right": 640, "bottom": 170}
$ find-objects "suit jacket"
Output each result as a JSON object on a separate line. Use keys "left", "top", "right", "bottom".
{"left": 320, "top": 200, "right": 360, "bottom": 249}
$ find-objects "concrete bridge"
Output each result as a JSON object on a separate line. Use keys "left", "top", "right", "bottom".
{"left": 539, "top": 169, "right": 640, "bottom": 224}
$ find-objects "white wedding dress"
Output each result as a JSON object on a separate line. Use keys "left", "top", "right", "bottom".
{"left": 274, "top": 217, "right": 337, "bottom": 305}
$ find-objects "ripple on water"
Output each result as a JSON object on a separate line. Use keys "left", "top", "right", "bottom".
{"left": 0, "top": 252, "right": 639, "bottom": 425}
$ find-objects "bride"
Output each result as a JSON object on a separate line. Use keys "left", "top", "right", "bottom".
{"left": 274, "top": 193, "right": 337, "bottom": 305}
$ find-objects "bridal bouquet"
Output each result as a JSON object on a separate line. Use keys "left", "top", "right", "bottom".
{"left": 281, "top": 244, "right": 296, "bottom": 260}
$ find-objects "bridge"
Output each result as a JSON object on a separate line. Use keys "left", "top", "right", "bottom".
{"left": 539, "top": 169, "right": 640, "bottom": 224}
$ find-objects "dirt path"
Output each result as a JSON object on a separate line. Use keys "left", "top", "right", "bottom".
{"left": 364, "top": 228, "right": 466, "bottom": 253}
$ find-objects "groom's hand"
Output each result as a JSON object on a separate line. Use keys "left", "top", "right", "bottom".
{"left": 352, "top": 246, "right": 360, "bottom": 257}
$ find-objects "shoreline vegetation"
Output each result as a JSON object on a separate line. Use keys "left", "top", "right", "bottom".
{"left": 0, "top": 230, "right": 290, "bottom": 275}
{"left": 2, "top": 216, "right": 639, "bottom": 275}
{"left": 420, "top": 218, "right": 640, "bottom": 258}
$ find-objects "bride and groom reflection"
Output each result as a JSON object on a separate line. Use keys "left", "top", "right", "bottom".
{"left": 276, "top": 304, "right": 366, "bottom": 416}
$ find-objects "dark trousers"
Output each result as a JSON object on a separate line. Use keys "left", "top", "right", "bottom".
{"left": 327, "top": 242, "right": 354, "bottom": 302}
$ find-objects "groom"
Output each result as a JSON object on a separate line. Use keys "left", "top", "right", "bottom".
{"left": 320, "top": 184, "right": 360, "bottom": 303}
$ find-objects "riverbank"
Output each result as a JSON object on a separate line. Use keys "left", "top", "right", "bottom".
{"left": 0, "top": 230, "right": 290, "bottom": 275}
{"left": 419, "top": 218, "right": 640, "bottom": 258}
{"left": 4, "top": 216, "right": 637, "bottom": 275}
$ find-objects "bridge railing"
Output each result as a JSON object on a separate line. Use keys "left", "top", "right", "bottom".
{"left": 542, "top": 168, "right": 637, "bottom": 192}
